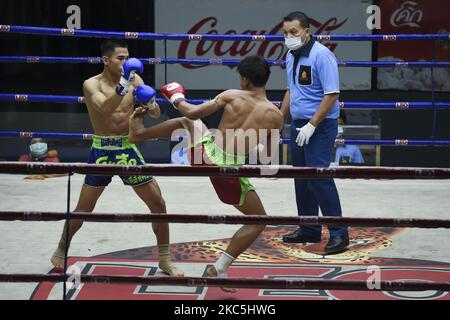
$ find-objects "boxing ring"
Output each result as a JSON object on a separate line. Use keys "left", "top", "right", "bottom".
{"left": 0, "top": 24, "right": 450, "bottom": 300}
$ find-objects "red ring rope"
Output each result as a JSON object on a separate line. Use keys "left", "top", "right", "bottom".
{"left": 0, "top": 162, "right": 449, "bottom": 179}
{"left": 0, "top": 273, "right": 448, "bottom": 291}
{"left": 0, "top": 211, "right": 449, "bottom": 228}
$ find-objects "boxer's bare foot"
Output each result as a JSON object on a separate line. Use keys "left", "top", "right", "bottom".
{"left": 50, "top": 254, "right": 65, "bottom": 270}
{"left": 159, "top": 262, "right": 185, "bottom": 277}
{"left": 206, "top": 265, "right": 236, "bottom": 293}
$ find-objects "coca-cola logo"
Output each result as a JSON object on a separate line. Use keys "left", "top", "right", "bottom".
{"left": 390, "top": 1, "right": 423, "bottom": 28}
{"left": 178, "top": 16, "right": 347, "bottom": 69}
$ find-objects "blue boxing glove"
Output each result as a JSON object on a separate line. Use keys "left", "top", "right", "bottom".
{"left": 116, "top": 58, "right": 144, "bottom": 96}
{"left": 133, "top": 84, "right": 157, "bottom": 110}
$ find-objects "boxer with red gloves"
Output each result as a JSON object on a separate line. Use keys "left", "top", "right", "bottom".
{"left": 160, "top": 82, "right": 186, "bottom": 108}
{"left": 51, "top": 39, "right": 182, "bottom": 278}
{"left": 129, "top": 55, "right": 283, "bottom": 292}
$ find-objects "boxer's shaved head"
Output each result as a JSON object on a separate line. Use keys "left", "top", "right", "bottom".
{"left": 101, "top": 39, "right": 128, "bottom": 57}
{"left": 237, "top": 55, "right": 271, "bottom": 88}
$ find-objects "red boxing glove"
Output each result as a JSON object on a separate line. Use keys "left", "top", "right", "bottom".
{"left": 160, "top": 82, "right": 186, "bottom": 109}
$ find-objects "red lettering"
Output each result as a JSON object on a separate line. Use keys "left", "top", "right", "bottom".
{"left": 310, "top": 17, "right": 348, "bottom": 53}
{"left": 323, "top": 43, "right": 337, "bottom": 52}
{"left": 230, "top": 30, "right": 258, "bottom": 57}
{"left": 256, "top": 21, "right": 288, "bottom": 67}
{"left": 214, "top": 30, "right": 238, "bottom": 57}
{"left": 310, "top": 17, "right": 348, "bottom": 34}
{"left": 178, "top": 17, "right": 218, "bottom": 69}
{"left": 177, "top": 16, "right": 348, "bottom": 69}
{"left": 196, "top": 32, "right": 216, "bottom": 56}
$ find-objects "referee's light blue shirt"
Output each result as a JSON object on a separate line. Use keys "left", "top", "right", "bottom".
{"left": 286, "top": 38, "right": 340, "bottom": 120}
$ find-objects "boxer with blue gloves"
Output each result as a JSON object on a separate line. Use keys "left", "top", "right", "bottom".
{"left": 133, "top": 84, "right": 158, "bottom": 111}
{"left": 116, "top": 57, "right": 144, "bottom": 96}
{"left": 51, "top": 39, "right": 183, "bottom": 277}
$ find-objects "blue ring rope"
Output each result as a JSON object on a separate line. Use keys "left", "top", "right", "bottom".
{"left": 1, "top": 131, "right": 449, "bottom": 146}
{"left": 1, "top": 24, "right": 449, "bottom": 41}
{"left": 0, "top": 56, "right": 449, "bottom": 68}
{"left": 1, "top": 94, "right": 449, "bottom": 110}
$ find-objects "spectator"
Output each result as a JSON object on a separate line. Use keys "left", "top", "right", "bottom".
{"left": 19, "top": 138, "right": 60, "bottom": 163}
{"left": 19, "top": 138, "right": 62, "bottom": 180}
{"left": 334, "top": 112, "right": 364, "bottom": 166}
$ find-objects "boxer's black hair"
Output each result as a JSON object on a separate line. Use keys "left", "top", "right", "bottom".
{"left": 101, "top": 39, "right": 128, "bottom": 56}
{"left": 30, "top": 137, "right": 45, "bottom": 145}
{"left": 237, "top": 55, "right": 271, "bottom": 87}
{"left": 283, "top": 11, "right": 310, "bottom": 29}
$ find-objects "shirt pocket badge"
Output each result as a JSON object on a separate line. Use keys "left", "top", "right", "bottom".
{"left": 298, "top": 65, "right": 312, "bottom": 86}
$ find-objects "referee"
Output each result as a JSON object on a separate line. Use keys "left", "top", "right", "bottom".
{"left": 280, "top": 11, "right": 349, "bottom": 254}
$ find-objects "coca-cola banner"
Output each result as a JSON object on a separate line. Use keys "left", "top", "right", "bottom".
{"left": 378, "top": 0, "right": 450, "bottom": 91}
{"left": 155, "top": 0, "right": 372, "bottom": 90}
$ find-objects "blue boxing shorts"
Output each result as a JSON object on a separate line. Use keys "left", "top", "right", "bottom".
{"left": 84, "top": 135, "right": 153, "bottom": 187}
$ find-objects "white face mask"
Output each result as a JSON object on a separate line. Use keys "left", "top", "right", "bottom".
{"left": 30, "top": 142, "right": 48, "bottom": 159}
{"left": 284, "top": 36, "right": 303, "bottom": 51}
{"left": 284, "top": 29, "right": 309, "bottom": 51}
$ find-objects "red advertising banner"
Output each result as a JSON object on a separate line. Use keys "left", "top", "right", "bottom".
{"left": 378, "top": 0, "right": 450, "bottom": 91}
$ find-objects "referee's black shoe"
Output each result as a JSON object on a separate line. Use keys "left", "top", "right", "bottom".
{"left": 325, "top": 235, "right": 349, "bottom": 254}
{"left": 282, "top": 229, "right": 321, "bottom": 243}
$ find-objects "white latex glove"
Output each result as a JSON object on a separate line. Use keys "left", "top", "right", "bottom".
{"left": 295, "top": 122, "right": 316, "bottom": 147}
